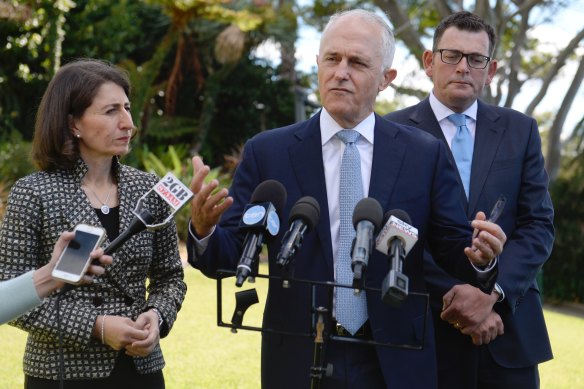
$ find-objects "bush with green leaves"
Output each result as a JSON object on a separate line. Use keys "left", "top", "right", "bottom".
{"left": 0, "top": 131, "right": 35, "bottom": 186}
{"left": 544, "top": 164, "right": 584, "bottom": 303}
{"left": 0, "top": 132, "right": 35, "bottom": 222}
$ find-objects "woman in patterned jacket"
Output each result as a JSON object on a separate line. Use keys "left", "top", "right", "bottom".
{"left": 0, "top": 59, "right": 187, "bottom": 388}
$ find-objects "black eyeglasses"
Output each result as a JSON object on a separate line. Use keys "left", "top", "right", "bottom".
{"left": 434, "top": 49, "right": 491, "bottom": 69}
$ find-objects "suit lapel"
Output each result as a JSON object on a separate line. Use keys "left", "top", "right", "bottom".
{"left": 407, "top": 98, "right": 447, "bottom": 144}
{"left": 409, "top": 99, "right": 468, "bottom": 209}
{"left": 369, "top": 114, "right": 406, "bottom": 211}
{"left": 289, "top": 114, "right": 334, "bottom": 277}
{"left": 468, "top": 102, "right": 504, "bottom": 216}
{"left": 63, "top": 185, "right": 103, "bottom": 230}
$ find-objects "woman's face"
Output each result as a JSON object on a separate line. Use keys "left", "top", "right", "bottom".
{"left": 71, "top": 81, "right": 134, "bottom": 160}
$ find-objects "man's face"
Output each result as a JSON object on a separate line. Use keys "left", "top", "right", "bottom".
{"left": 317, "top": 14, "right": 396, "bottom": 129}
{"left": 423, "top": 27, "right": 497, "bottom": 112}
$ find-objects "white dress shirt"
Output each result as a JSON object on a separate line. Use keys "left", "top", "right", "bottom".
{"left": 320, "top": 108, "right": 374, "bottom": 280}
{"left": 429, "top": 91, "right": 477, "bottom": 146}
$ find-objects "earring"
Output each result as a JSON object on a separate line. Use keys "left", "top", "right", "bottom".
{"left": 75, "top": 134, "right": 81, "bottom": 138}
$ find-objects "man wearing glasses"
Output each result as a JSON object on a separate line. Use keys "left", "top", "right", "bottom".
{"left": 386, "top": 11, "right": 554, "bottom": 389}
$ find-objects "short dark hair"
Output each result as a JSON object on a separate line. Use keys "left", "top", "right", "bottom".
{"left": 31, "top": 58, "right": 131, "bottom": 171}
{"left": 432, "top": 11, "right": 496, "bottom": 55}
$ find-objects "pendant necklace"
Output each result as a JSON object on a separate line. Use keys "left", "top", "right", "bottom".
{"left": 84, "top": 182, "right": 114, "bottom": 215}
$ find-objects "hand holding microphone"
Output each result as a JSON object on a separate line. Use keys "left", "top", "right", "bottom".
{"left": 350, "top": 197, "right": 383, "bottom": 291}
{"left": 376, "top": 209, "right": 418, "bottom": 306}
{"left": 235, "top": 180, "right": 287, "bottom": 287}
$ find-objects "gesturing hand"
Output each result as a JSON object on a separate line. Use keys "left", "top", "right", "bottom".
{"left": 189, "top": 156, "right": 233, "bottom": 238}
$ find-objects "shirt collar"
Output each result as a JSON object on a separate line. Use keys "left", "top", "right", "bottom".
{"left": 320, "top": 108, "right": 375, "bottom": 146}
{"left": 429, "top": 91, "right": 478, "bottom": 122}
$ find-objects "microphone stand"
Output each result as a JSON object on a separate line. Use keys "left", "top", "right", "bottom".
{"left": 310, "top": 306, "right": 333, "bottom": 389}
{"left": 215, "top": 269, "right": 430, "bottom": 387}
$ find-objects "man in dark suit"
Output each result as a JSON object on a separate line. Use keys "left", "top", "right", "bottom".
{"left": 187, "top": 9, "right": 506, "bottom": 389}
{"left": 385, "top": 11, "right": 554, "bottom": 389}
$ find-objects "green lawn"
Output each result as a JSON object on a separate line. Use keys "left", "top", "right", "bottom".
{"left": 1, "top": 265, "right": 583, "bottom": 388}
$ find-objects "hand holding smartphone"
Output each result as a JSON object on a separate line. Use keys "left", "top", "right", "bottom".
{"left": 52, "top": 224, "right": 107, "bottom": 284}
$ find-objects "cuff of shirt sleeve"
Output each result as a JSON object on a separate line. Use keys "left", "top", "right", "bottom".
{"left": 188, "top": 219, "right": 214, "bottom": 255}
{"left": 493, "top": 282, "right": 505, "bottom": 302}
{"left": 470, "top": 256, "right": 498, "bottom": 273}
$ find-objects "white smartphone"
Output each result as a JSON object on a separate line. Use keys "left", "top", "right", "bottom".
{"left": 52, "top": 224, "right": 107, "bottom": 284}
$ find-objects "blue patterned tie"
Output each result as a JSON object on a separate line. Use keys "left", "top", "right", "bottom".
{"left": 335, "top": 129, "right": 367, "bottom": 335}
{"left": 448, "top": 113, "right": 474, "bottom": 199}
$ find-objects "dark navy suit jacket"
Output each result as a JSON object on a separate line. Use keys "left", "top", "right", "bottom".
{"left": 386, "top": 98, "right": 554, "bottom": 376}
{"left": 188, "top": 111, "right": 498, "bottom": 388}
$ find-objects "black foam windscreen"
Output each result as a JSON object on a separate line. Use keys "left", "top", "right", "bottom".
{"left": 249, "top": 179, "right": 287, "bottom": 217}
{"left": 383, "top": 209, "right": 411, "bottom": 225}
{"left": 352, "top": 197, "right": 384, "bottom": 232}
{"left": 288, "top": 196, "right": 320, "bottom": 231}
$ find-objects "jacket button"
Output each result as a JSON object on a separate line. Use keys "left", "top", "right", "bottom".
{"left": 124, "top": 296, "right": 134, "bottom": 306}
{"left": 92, "top": 296, "right": 103, "bottom": 307}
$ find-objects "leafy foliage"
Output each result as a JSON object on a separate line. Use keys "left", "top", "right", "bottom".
{"left": 0, "top": 131, "right": 34, "bottom": 186}
{"left": 0, "top": 131, "right": 34, "bottom": 222}
{"left": 544, "top": 150, "right": 584, "bottom": 302}
{"left": 203, "top": 57, "right": 295, "bottom": 165}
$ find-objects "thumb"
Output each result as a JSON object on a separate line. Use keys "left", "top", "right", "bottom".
{"left": 442, "top": 289, "right": 455, "bottom": 311}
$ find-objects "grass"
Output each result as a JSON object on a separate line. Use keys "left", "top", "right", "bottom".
{"left": 1, "top": 264, "right": 583, "bottom": 388}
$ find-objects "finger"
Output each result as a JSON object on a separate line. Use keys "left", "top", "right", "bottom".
{"left": 201, "top": 185, "right": 230, "bottom": 210}
{"left": 197, "top": 179, "right": 221, "bottom": 203}
{"left": 471, "top": 334, "right": 482, "bottom": 346}
{"left": 87, "top": 264, "right": 106, "bottom": 276}
{"left": 464, "top": 246, "right": 492, "bottom": 267}
{"left": 205, "top": 192, "right": 233, "bottom": 218}
{"left": 125, "top": 328, "right": 149, "bottom": 342}
{"left": 79, "top": 274, "right": 94, "bottom": 284}
{"left": 471, "top": 211, "right": 486, "bottom": 240}
{"left": 51, "top": 231, "right": 75, "bottom": 259}
{"left": 442, "top": 289, "right": 455, "bottom": 311}
{"left": 131, "top": 335, "right": 157, "bottom": 349}
{"left": 190, "top": 156, "right": 210, "bottom": 194}
{"left": 90, "top": 248, "right": 113, "bottom": 265}
{"left": 471, "top": 233, "right": 496, "bottom": 258}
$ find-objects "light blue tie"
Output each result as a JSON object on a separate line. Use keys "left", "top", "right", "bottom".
{"left": 448, "top": 113, "right": 474, "bottom": 199}
{"left": 335, "top": 129, "right": 367, "bottom": 335}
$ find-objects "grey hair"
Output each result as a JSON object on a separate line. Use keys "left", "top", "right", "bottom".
{"left": 321, "top": 9, "right": 396, "bottom": 70}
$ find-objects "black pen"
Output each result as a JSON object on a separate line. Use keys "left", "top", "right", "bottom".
{"left": 472, "top": 194, "right": 506, "bottom": 240}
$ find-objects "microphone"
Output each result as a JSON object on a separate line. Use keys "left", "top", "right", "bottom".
{"left": 235, "top": 179, "right": 287, "bottom": 287}
{"left": 276, "top": 196, "right": 320, "bottom": 268}
{"left": 376, "top": 209, "right": 418, "bottom": 306}
{"left": 104, "top": 209, "right": 155, "bottom": 255}
{"left": 350, "top": 197, "right": 383, "bottom": 291}
{"left": 105, "top": 172, "right": 194, "bottom": 253}
{"left": 62, "top": 172, "right": 193, "bottom": 293}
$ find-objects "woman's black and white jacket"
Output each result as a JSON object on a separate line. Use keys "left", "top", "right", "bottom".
{"left": 0, "top": 158, "right": 187, "bottom": 380}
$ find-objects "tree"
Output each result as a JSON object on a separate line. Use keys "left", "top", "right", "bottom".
{"left": 300, "top": 0, "right": 584, "bottom": 182}
{"left": 373, "top": 0, "right": 584, "bottom": 182}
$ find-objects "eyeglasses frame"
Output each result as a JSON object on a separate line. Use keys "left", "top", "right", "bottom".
{"left": 434, "top": 49, "right": 491, "bottom": 69}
